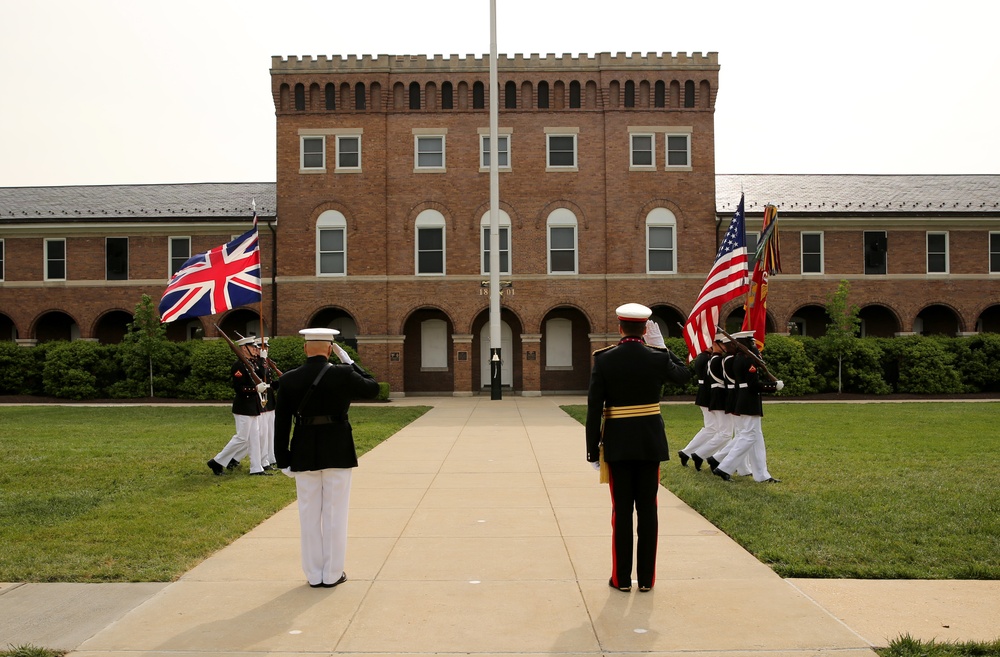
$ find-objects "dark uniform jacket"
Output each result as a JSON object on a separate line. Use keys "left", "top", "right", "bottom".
{"left": 707, "top": 354, "right": 727, "bottom": 412}
{"left": 585, "top": 339, "right": 691, "bottom": 464}
{"left": 231, "top": 360, "right": 263, "bottom": 416}
{"left": 692, "top": 350, "right": 712, "bottom": 408}
{"left": 733, "top": 342, "right": 777, "bottom": 416}
{"left": 274, "top": 355, "right": 380, "bottom": 472}
{"left": 723, "top": 355, "right": 738, "bottom": 415}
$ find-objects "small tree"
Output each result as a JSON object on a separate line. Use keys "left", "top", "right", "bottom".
{"left": 120, "top": 294, "right": 169, "bottom": 397}
{"left": 825, "top": 280, "right": 861, "bottom": 393}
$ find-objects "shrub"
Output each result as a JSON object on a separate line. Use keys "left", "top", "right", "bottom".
{"left": 758, "top": 334, "right": 820, "bottom": 396}
{"left": 810, "top": 337, "right": 892, "bottom": 395}
{"left": 41, "top": 341, "right": 120, "bottom": 399}
{"left": 661, "top": 337, "right": 699, "bottom": 396}
{"left": 377, "top": 382, "right": 391, "bottom": 400}
{"left": 883, "top": 336, "right": 964, "bottom": 394}
{"left": 0, "top": 341, "right": 33, "bottom": 394}
{"left": 177, "top": 339, "right": 235, "bottom": 400}
{"left": 948, "top": 333, "right": 1000, "bottom": 392}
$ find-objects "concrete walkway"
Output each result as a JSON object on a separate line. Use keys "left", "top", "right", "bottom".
{"left": 3, "top": 396, "right": 997, "bottom": 655}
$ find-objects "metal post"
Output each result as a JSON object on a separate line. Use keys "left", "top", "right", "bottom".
{"left": 488, "top": 0, "right": 502, "bottom": 400}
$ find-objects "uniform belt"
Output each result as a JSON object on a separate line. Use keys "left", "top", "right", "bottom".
{"left": 603, "top": 403, "right": 662, "bottom": 419}
{"left": 738, "top": 383, "right": 749, "bottom": 388}
{"left": 697, "top": 379, "right": 705, "bottom": 384}
{"left": 710, "top": 383, "right": 723, "bottom": 388}
{"left": 297, "top": 415, "right": 346, "bottom": 426}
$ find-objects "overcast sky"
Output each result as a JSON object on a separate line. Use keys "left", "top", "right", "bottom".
{"left": 1, "top": 0, "right": 997, "bottom": 187}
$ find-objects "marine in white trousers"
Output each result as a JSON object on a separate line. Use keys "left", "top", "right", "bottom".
{"left": 717, "top": 414, "right": 771, "bottom": 482}
{"left": 259, "top": 409, "right": 276, "bottom": 468}
{"left": 214, "top": 414, "right": 263, "bottom": 474}
{"left": 293, "top": 468, "right": 352, "bottom": 586}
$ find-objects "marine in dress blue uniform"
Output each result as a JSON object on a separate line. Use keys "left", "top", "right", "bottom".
{"left": 585, "top": 303, "right": 691, "bottom": 592}
{"left": 207, "top": 336, "right": 268, "bottom": 475}
{"left": 274, "top": 328, "right": 380, "bottom": 588}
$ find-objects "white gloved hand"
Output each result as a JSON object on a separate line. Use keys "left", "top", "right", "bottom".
{"left": 590, "top": 460, "right": 601, "bottom": 471}
{"left": 281, "top": 467, "right": 295, "bottom": 478}
{"left": 260, "top": 348, "right": 268, "bottom": 359}
{"left": 776, "top": 380, "right": 785, "bottom": 391}
{"left": 331, "top": 343, "right": 354, "bottom": 365}
{"left": 645, "top": 320, "right": 666, "bottom": 348}
{"left": 255, "top": 382, "right": 270, "bottom": 393}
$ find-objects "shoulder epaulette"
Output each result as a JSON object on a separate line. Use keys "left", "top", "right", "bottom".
{"left": 592, "top": 344, "right": 616, "bottom": 356}
{"left": 647, "top": 345, "right": 669, "bottom": 352}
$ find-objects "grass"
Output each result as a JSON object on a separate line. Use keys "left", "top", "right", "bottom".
{"left": 0, "top": 404, "right": 429, "bottom": 582}
{"left": 0, "top": 646, "right": 65, "bottom": 657}
{"left": 561, "top": 401, "right": 1000, "bottom": 579}
{"left": 876, "top": 634, "right": 1000, "bottom": 657}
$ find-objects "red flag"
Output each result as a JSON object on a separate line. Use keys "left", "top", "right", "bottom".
{"left": 683, "top": 195, "right": 750, "bottom": 360}
{"left": 741, "top": 204, "right": 780, "bottom": 350}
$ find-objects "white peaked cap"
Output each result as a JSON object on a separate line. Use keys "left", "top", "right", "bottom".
{"left": 235, "top": 336, "right": 257, "bottom": 346}
{"left": 731, "top": 330, "right": 756, "bottom": 340}
{"left": 299, "top": 327, "right": 340, "bottom": 342}
{"left": 615, "top": 303, "right": 652, "bottom": 322}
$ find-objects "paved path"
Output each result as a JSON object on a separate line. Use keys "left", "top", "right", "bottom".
{"left": 2, "top": 396, "right": 997, "bottom": 655}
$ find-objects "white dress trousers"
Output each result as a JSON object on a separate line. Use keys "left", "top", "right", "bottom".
{"left": 215, "top": 414, "right": 263, "bottom": 474}
{"left": 294, "top": 468, "right": 352, "bottom": 586}
{"left": 259, "top": 410, "right": 276, "bottom": 467}
{"left": 718, "top": 414, "right": 771, "bottom": 481}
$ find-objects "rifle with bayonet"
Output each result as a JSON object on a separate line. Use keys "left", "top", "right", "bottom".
{"left": 214, "top": 324, "right": 268, "bottom": 406}
{"left": 715, "top": 325, "right": 778, "bottom": 383}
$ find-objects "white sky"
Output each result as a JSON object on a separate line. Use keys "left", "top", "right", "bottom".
{"left": 2, "top": 0, "right": 998, "bottom": 187}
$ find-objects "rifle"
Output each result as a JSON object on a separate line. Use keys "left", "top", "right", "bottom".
{"left": 715, "top": 326, "right": 779, "bottom": 383}
{"left": 236, "top": 331, "right": 282, "bottom": 377}
{"left": 214, "top": 324, "right": 268, "bottom": 406}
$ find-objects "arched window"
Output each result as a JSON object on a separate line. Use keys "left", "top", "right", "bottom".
{"left": 624, "top": 80, "right": 635, "bottom": 108}
{"left": 473, "top": 81, "right": 485, "bottom": 109}
{"left": 316, "top": 210, "right": 347, "bottom": 275}
{"left": 684, "top": 80, "right": 695, "bottom": 108}
{"left": 355, "top": 82, "right": 366, "bottom": 110}
{"left": 646, "top": 208, "right": 677, "bottom": 273}
{"left": 325, "top": 83, "right": 336, "bottom": 110}
{"left": 480, "top": 210, "right": 512, "bottom": 275}
{"left": 441, "top": 81, "right": 454, "bottom": 109}
{"left": 537, "top": 81, "right": 550, "bottom": 109}
{"left": 415, "top": 209, "right": 446, "bottom": 275}
{"left": 654, "top": 81, "right": 666, "bottom": 108}
{"left": 409, "top": 82, "right": 421, "bottom": 110}
{"left": 569, "top": 81, "right": 581, "bottom": 108}
{"left": 504, "top": 81, "right": 517, "bottom": 109}
{"left": 294, "top": 83, "right": 305, "bottom": 111}
{"left": 546, "top": 208, "right": 578, "bottom": 274}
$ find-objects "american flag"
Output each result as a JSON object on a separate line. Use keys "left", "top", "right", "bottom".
{"left": 158, "top": 228, "right": 261, "bottom": 324}
{"left": 682, "top": 194, "right": 750, "bottom": 359}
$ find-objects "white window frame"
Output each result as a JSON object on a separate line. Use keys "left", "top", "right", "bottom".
{"left": 990, "top": 231, "right": 1000, "bottom": 274}
{"left": 44, "top": 238, "right": 66, "bottom": 281}
{"left": 545, "top": 128, "right": 578, "bottom": 171}
{"left": 927, "top": 231, "right": 949, "bottom": 274}
{"left": 300, "top": 135, "right": 326, "bottom": 172}
{"left": 420, "top": 318, "right": 449, "bottom": 370}
{"left": 801, "top": 231, "right": 825, "bottom": 275}
{"left": 316, "top": 210, "right": 347, "bottom": 276}
{"left": 336, "top": 134, "right": 361, "bottom": 172}
{"left": 645, "top": 208, "right": 676, "bottom": 273}
{"left": 479, "top": 133, "right": 511, "bottom": 170}
{"left": 106, "top": 236, "right": 129, "bottom": 281}
{"left": 480, "top": 210, "right": 512, "bottom": 275}
{"left": 665, "top": 132, "right": 691, "bottom": 169}
{"left": 546, "top": 208, "right": 578, "bottom": 274}
{"left": 630, "top": 133, "right": 655, "bottom": 170}
{"left": 414, "top": 131, "right": 447, "bottom": 172}
{"left": 415, "top": 209, "right": 446, "bottom": 275}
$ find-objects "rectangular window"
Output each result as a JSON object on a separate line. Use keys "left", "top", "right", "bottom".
{"left": 480, "top": 135, "right": 509, "bottom": 169}
{"left": 415, "top": 135, "right": 445, "bottom": 170}
{"left": 301, "top": 136, "right": 325, "bottom": 170}
{"left": 0, "top": 239, "right": 4, "bottom": 281}
{"left": 545, "top": 318, "right": 573, "bottom": 368}
{"left": 417, "top": 227, "right": 444, "bottom": 274}
{"left": 319, "top": 228, "right": 345, "bottom": 275}
{"left": 45, "top": 238, "right": 66, "bottom": 281}
{"left": 801, "top": 232, "right": 824, "bottom": 274}
{"left": 169, "top": 237, "right": 191, "bottom": 276}
{"left": 864, "top": 231, "right": 887, "bottom": 275}
{"left": 666, "top": 134, "right": 690, "bottom": 167}
{"left": 647, "top": 226, "right": 674, "bottom": 273}
{"left": 548, "top": 226, "right": 577, "bottom": 273}
{"left": 991, "top": 232, "right": 1000, "bottom": 273}
{"left": 630, "top": 134, "right": 654, "bottom": 168}
{"left": 927, "top": 232, "right": 948, "bottom": 274}
{"left": 336, "top": 135, "right": 360, "bottom": 170}
{"left": 106, "top": 237, "right": 128, "bottom": 281}
{"left": 482, "top": 226, "right": 510, "bottom": 275}
{"left": 746, "top": 232, "right": 759, "bottom": 272}
{"left": 547, "top": 134, "right": 577, "bottom": 168}
{"left": 421, "top": 319, "right": 448, "bottom": 369}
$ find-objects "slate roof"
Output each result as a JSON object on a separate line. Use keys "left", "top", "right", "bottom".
{"left": 717, "top": 174, "right": 1000, "bottom": 216}
{"left": 0, "top": 182, "right": 275, "bottom": 222}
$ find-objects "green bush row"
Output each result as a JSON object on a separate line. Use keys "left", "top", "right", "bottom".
{"left": 0, "top": 337, "right": 391, "bottom": 401}
{"left": 660, "top": 333, "right": 1000, "bottom": 397}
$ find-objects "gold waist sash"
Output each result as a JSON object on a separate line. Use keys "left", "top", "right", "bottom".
{"left": 603, "top": 402, "right": 662, "bottom": 419}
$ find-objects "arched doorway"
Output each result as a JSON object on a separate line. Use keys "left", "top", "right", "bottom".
{"left": 539, "top": 306, "right": 591, "bottom": 393}
{"left": 859, "top": 305, "right": 900, "bottom": 337}
{"left": 34, "top": 311, "right": 78, "bottom": 343}
{"left": 165, "top": 319, "right": 205, "bottom": 342}
{"left": 94, "top": 310, "right": 133, "bottom": 345}
{"left": 310, "top": 307, "right": 358, "bottom": 350}
{"left": 976, "top": 305, "right": 1000, "bottom": 333}
{"left": 649, "top": 304, "right": 685, "bottom": 338}
{"left": 471, "top": 308, "right": 523, "bottom": 393}
{"left": 219, "top": 308, "right": 265, "bottom": 340}
{"left": 914, "top": 304, "right": 961, "bottom": 336}
{"left": 0, "top": 313, "right": 17, "bottom": 341}
{"left": 788, "top": 304, "right": 827, "bottom": 338}
{"left": 402, "top": 308, "right": 454, "bottom": 394}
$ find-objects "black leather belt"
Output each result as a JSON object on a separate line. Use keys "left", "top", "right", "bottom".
{"left": 297, "top": 415, "right": 346, "bottom": 426}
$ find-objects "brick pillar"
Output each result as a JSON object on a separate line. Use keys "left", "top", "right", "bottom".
{"left": 358, "top": 335, "right": 405, "bottom": 397}
{"left": 520, "top": 333, "right": 541, "bottom": 397}
{"left": 452, "top": 333, "right": 474, "bottom": 397}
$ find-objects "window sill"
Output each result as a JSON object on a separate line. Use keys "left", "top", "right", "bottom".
{"left": 413, "top": 168, "right": 447, "bottom": 174}
{"left": 299, "top": 168, "right": 326, "bottom": 174}
{"left": 664, "top": 166, "right": 692, "bottom": 172}
{"left": 334, "top": 168, "right": 362, "bottom": 174}
{"left": 546, "top": 166, "right": 578, "bottom": 173}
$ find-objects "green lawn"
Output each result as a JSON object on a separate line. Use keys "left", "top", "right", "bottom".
{"left": 0, "top": 404, "right": 429, "bottom": 582}
{"left": 562, "top": 401, "right": 1000, "bottom": 579}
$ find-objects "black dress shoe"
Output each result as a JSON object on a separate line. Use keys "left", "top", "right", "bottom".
{"left": 226, "top": 459, "right": 239, "bottom": 470}
{"left": 712, "top": 467, "right": 732, "bottom": 481}
{"left": 638, "top": 585, "right": 652, "bottom": 592}
{"left": 262, "top": 464, "right": 274, "bottom": 471}
{"left": 309, "top": 582, "right": 324, "bottom": 588}
{"left": 608, "top": 578, "right": 631, "bottom": 592}
{"left": 678, "top": 450, "right": 689, "bottom": 466}
{"left": 706, "top": 456, "right": 720, "bottom": 470}
{"left": 207, "top": 459, "right": 224, "bottom": 475}
{"left": 249, "top": 471, "right": 273, "bottom": 476}
{"left": 691, "top": 453, "right": 704, "bottom": 471}
{"left": 322, "top": 572, "right": 348, "bottom": 588}
{"left": 761, "top": 477, "right": 781, "bottom": 483}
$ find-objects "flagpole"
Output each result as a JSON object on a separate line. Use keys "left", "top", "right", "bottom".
{"left": 488, "top": 0, "right": 502, "bottom": 400}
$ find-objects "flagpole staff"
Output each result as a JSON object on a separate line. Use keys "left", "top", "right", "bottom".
{"left": 487, "top": 0, "right": 502, "bottom": 400}
{"left": 715, "top": 325, "right": 778, "bottom": 382}
{"left": 214, "top": 324, "right": 268, "bottom": 405}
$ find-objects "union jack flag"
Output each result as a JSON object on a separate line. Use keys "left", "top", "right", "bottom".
{"left": 682, "top": 194, "right": 750, "bottom": 359}
{"left": 158, "top": 228, "right": 261, "bottom": 323}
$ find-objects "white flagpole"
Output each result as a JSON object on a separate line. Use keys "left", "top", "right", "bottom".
{"left": 488, "top": 0, "right": 502, "bottom": 400}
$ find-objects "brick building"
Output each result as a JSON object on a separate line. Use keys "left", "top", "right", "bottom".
{"left": 1, "top": 51, "right": 998, "bottom": 396}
